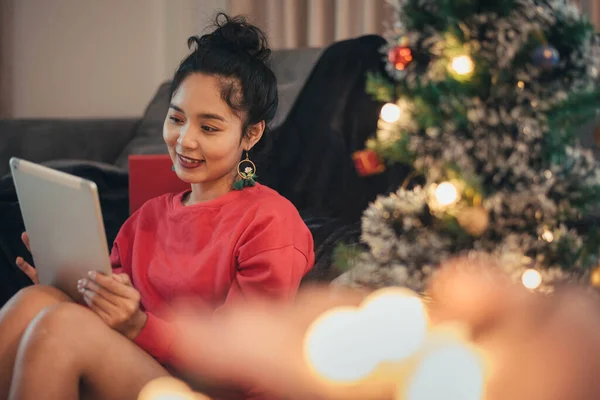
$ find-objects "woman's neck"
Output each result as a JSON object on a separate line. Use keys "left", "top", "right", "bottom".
{"left": 186, "top": 173, "right": 236, "bottom": 205}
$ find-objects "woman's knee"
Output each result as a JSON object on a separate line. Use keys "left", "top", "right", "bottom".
{"left": 29, "top": 302, "right": 91, "bottom": 335}
{"left": 20, "top": 303, "right": 115, "bottom": 372}
{"left": 1, "top": 285, "right": 72, "bottom": 322}
{"left": 20, "top": 303, "right": 93, "bottom": 355}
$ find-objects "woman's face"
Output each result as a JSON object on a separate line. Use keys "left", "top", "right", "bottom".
{"left": 164, "top": 73, "right": 255, "bottom": 185}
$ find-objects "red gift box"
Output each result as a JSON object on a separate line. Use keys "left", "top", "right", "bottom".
{"left": 128, "top": 154, "right": 190, "bottom": 214}
{"left": 352, "top": 150, "right": 386, "bottom": 177}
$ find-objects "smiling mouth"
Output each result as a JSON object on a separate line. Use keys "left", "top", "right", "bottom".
{"left": 178, "top": 154, "right": 204, "bottom": 163}
{"left": 177, "top": 154, "right": 205, "bottom": 169}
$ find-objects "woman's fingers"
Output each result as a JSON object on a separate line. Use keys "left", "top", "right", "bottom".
{"left": 112, "top": 273, "right": 133, "bottom": 286}
{"left": 429, "top": 258, "right": 600, "bottom": 400}
{"left": 81, "top": 288, "right": 118, "bottom": 315}
{"left": 427, "top": 257, "right": 533, "bottom": 337}
{"left": 88, "top": 271, "right": 136, "bottom": 299}
{"left": 83, "top": 292, "right": 114, "bottom": 325}
{"left": 17, "top": 232, "right": 38, "bottom": 284}
{"left": 21, "top": 232, "right": 31, "bottom": 252}
{"left": 78, "top": 278, "right": 120, "bottom": 306}
{"left": 16, "top": 256, "right": 38, "bottom": 284}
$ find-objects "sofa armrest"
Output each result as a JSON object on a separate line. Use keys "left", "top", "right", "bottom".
{"left": 0, "top": 118, "right": 138, "bottom": 177}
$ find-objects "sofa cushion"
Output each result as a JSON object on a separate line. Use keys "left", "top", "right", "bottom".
{"left": 0, "top": 119, "right": 138, "bottom": 177}
{"left": 114, "top": 83, "right": 171, "bottom": 169}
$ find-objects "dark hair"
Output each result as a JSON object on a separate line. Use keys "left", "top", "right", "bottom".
{"left": 170, "top": 13, "right": 278, "bottom": 142}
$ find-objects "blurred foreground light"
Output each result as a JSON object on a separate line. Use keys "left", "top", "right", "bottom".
{"left": 137, "top": 377, "right": 210, "bottom": 400}
{"left": 304, "top": 307, "right": 374, "bottom": 382}
{"left": 304, "top": 287, "right": 427, "bottom": 383}
{"left": 404, "top": 342, "right": 484, "bottom": 400}
{"left": 362, "top": 288, "right": 428, "bottom": 362}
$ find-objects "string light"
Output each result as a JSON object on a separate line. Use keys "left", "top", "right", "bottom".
{"left": 517, "top": 81, "right": 525, "bottom": 89}
{"left": 434, "top": 182, "right": 459, "bottom": 207}
{"left": 381, "top": 103, "right": 401, "bottom": 123}
{"left": 521, "top": 269, "right": 542, "bottom": 290}
{"left": 541, "top": 230, "right": 554, "bottom": 242}
{"left": 450, "top": 55, "right": 475, "bottom": 76}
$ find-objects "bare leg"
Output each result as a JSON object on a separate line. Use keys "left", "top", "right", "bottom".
{"left": 0, "top": 285, "right": 72, "bottom": 400}
{"left": 9, "top": 303, "right": 170, "bottom": 400}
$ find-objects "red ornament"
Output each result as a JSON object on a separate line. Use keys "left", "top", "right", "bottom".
{"left": 388, "top": 46, "right": 413, "bottom": 71}
{"left": 352, "top": 150, "right": 386, "bottom": 177}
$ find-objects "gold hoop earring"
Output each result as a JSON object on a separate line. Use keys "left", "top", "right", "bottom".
{"left": 233, "top": 152, "right": 257, "bottom": 191}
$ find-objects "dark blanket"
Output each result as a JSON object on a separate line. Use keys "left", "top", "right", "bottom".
{"left": 0, "top": 35, "right": 411, "bottom": 305}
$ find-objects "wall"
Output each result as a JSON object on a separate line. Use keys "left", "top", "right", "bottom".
{"left": 1, "top": 0, "right": 226, "bottom": 119}
{"left": 581, "top": 0, "right": 600, "bottom": 27}
{"left": 0, "top": 0, "right": 15, "bottom": 118}
{"left": 163, "top": 0, "right": 227, "bottom": 78}
{"left": 1, "top": 0, "right": 597, "bottom": 119}
{"left": 4, "top": 0, "right": 171, "bottom": 118}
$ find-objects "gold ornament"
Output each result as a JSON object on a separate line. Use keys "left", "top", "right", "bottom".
{"left": 590, "top": 266, "right": 600, "bottom": 287}
{"left": 457, "top": 207, "right": 490, "bottom": 236}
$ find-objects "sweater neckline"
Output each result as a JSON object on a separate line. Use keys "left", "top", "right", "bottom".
{"left": 171, "top": 183, "right": 261, "bottom": 210}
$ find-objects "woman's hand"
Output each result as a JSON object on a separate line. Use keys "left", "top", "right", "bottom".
{"left": 78, "top": 271, "right": 147, "bottom": 340}
{"left": 168, "top": 260, "right": 600, "bottom": 400}
{"left": 427, "top": 258, "right": 600, "bottom": 400}
{"left": 15, "top": 232, "right": 38, "bottom": 284}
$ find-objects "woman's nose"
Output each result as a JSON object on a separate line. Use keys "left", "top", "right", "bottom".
{"left": 177, "top": 126, "right": 198, "bottom": 149}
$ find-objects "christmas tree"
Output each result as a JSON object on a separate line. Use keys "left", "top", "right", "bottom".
{"left": 334, "top": 0, "right": 600, "bottom": 292}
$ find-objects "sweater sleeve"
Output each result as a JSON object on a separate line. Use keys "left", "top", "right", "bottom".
{"left": 132, "top": 312, "right": 178, "bottom": 365}
{"left": 224, "top": 246, "right": 310, "bottom": 305}
{"left": 223, "top": 200, "right": 315, "bottom": 306}
{"left": 108, "top": 211, "right": 178, "bottom": 365}
{"left": 109, "top": 210, "right": 140, "bottom": 277}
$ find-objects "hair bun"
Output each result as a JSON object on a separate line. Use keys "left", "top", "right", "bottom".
{"left": 207, "top": 13, "right": 271, "bottom": 63}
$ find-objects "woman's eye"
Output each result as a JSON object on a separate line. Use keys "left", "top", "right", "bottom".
{"left": 169, "top": 116, "right": 183, "bottom": 124}
{"left": 202, "top": 125, "right": 218, "bottom": 133}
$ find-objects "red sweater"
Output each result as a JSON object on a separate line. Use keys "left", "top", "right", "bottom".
{"left": 110, "top": 183, "right": 314, "bottom": 367}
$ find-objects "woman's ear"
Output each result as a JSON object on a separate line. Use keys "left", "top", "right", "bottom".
{"left": 243, "top": 121, "right": 265, "bottom": 151}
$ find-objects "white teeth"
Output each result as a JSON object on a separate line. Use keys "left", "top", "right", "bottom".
{"left": 180, "top": 155, "right": 203, "bottom": 163}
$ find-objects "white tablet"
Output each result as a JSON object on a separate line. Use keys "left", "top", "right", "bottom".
{"left": 10, "top": 158, "right": 112, "bottom": 300}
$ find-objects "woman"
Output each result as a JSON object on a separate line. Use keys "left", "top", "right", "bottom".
{"left": 0, "top": 13, "right": 314, "bottom": 400}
